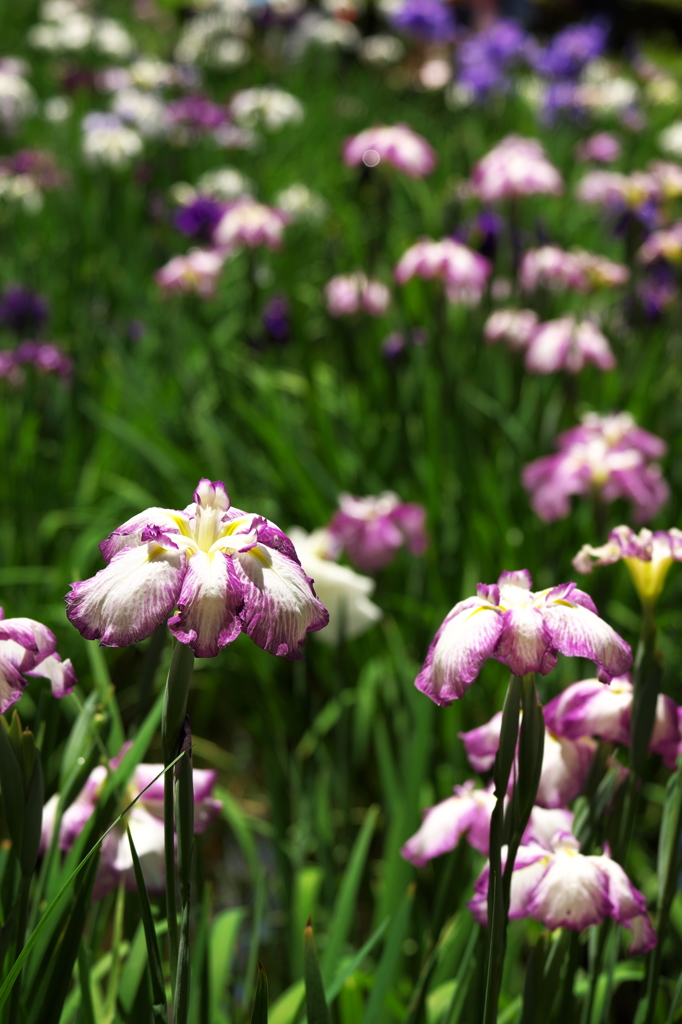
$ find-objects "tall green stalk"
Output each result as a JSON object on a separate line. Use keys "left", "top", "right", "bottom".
{"left": 161, "top": 642, "right": 195, "bottom": 1001}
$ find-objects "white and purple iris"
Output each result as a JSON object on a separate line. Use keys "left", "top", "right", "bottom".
{"left": 0, "top": 609, "right": 76, "bottom": 713}
{"left": 329, "top": 491, "right": 427, "bottom": 572}
{"left": 342, "top": 124, "right": 436, "bottom": 178}
{"left": 469, "top": 135, "right": 564, "bottom": 202}
{"left": 415, "top": 569, "right": 632, "bottom": 705}
{"left": 522, "top": 412, "right": 669, "bottom": 524}
{"left": 394, "top": 238, "right": 491, "bottom": 305}
{"left": 573, "top": 525, "right": 682, "bottom": 605}
{"left": 469, "top": 832, "right": 656, "bottom": 954}
{"left": 544, "top": 674, "right": 681, "bottom": 768}
{"left": 40, "top": 752, "right": 221, "bottom": 898}
{"left": 65, "top": 479, "right": 329, "bottom": 658}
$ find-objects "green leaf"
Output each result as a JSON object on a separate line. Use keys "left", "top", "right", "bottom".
{"left": 210, "top": 907, "right": 246, "bottom": 1024}
{"left": 251, "top": 962, "right": 269, "bottom": 1024}
{"left": 0, "top": 715, "right": 26, "bottom": 857}
{"left": 304, "top": 922, "right": 331, "bottom": 1024}
{"left": 77, "top": 942, "right": 97, "bottom": 1024}
{"left": 361, "top": 884, "right": 414, "bottom": 1024}
{"left": 173, "top": 901, "right": 192, "bottom": 1024}
{"left": 320, "top": 805, "right": 379, "bottom": 983}
{"left": 128, "top": 827, "right": 167, "bottom": 1023}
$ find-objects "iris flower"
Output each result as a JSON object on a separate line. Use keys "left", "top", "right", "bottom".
{"left": 66, "top": 479, "right": 329, "bottom": 658}
{"left": 416, "top": 569, "right": 631, "bottom": 705}
{"left": 0, "top": 609, "right": 76, "bottom": 712}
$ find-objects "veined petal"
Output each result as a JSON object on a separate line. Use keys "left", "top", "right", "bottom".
{"left": 543, "top": 676, "right": 632, "bottom": 745}
{"left": 542, "top": 601, "right": 632, "bottom": 681}
{"left": 234, "top": 544, "right": 329, "bottom": 658}
{"left": 99, "top": 506, "right": 188, "bottom": 562}
{"left": 0, "top": 653, "right": 28, "bottom": 713}
{"left": 496, "top": 606, "right": 557, "bottom": 676}
{"left": 168, "top": 550, "right": 243, "bottom": 658}
{"left": 591, "top": 854, "right": 647, "bottom": 923}
{"left": 415, "top": 601, "right": 504, "bottom": 705}
{"left": 25, "top": 653, "right": 77, "bottom": 699}
{"left": 66, "top": 543, "right": 186, "bottom": 647}
{"left": 527, "top": 848, "right": 610, "bottom": 930}
{"left": 0, "top": 617, "right": 57, "bottom": 671}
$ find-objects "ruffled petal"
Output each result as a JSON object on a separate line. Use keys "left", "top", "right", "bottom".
{"left": 495, "top": 606, "right": 557, "bottom": 676}
{"left": 168, "top": 551, "right": 243, "bottom": 658}
{"left": 0, "top": 617, "right": 57, "bottom": 672}
{"left": 25, "top": 653, "right": 77, "bottom": 699}
{"left": 415, "top": 601, "right": 504, "bottom": 705}
{"left": 542, "top": 601, "right": 632, "bottom": 681}
{"left": 66, "top": 542, "right": 186, "bottom": 647}
{"left": 99, "top": 507, "right": 188, "bottom": 562}
{"left": 0, "top": 652, "right": 28, "bottom": 713}
{"left": 527, "top": 849, "right": 610, "bottom": 930}
{"left": 234, "top": 544, "right": 329, "bottom": 658}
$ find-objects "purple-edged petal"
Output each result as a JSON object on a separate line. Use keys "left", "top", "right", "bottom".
{"left": 496, "top": 606, "right": 557, "bottom": 676}
{"left": 624, "top": 914, "right": 658, "bottom": 955}
{"left": 593, "top": 854, "right": 647, "bottom": 923}
{"left": 25, "top": 652, "right": 77, "bottom": 699}
{"left": 0, "top": 617, "right": 57, "bottom": 671}
{"left": 59, "top": 765, "right": 108, "bottom": 850}
{"left": 649, "top": 694, "right": 681, "bottom": 768}
{"left": 542, "top": 600, "right": 632, "bottom": 681}
{"left": 0, "top": 652, "right": 28, "bottom": 713}
{"left": 66, "top": 542, "right": 186, "bottom": 647}
{"left": 459, "top": 712, "right": 503, "bottom": 773}
{"left": 234, "top": 544, "right": 329, "bottom": 659}
{"left": 168, "top": 550, "right": 243, "bottom": 658}
{"left": 543, "top": 676, "right": 632, "bottom": 745}
{"left": 194, "top": 478, "right": 230, "bottom": 510}
{"left": 522, "top": 806, "right": 574, "bottom": 849}
{"left": 99, "top": 507, "right": 187, "bottom": 562}
{"left": 415, "top": 600, "right": 504, "bottom": 705}
{"left": 527, "top": 844, "right": 610, "bottom": 930}
{"left": 498, "top": 569, "right": 533, "bottom": 590}
{"left": 401, "top": 783, "right": 495, "bottom": 865}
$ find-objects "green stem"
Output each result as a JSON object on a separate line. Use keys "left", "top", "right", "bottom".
{"left": 161, "top": 642, "right": 195, "bottom": 999}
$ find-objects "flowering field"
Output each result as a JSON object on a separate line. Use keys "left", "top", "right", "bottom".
{"left": 2, "top": 2, "right": 682, "bottom": 1022}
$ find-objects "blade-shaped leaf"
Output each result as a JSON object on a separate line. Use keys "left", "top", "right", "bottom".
{"left": 304, "top": 922, "right": 331, "bottom": 1024}
{"left": 128, "top": 827, "right": 168, "bottom": 1023}
{"left": 251, "top": 962, "right": 269, "bottom": 1024}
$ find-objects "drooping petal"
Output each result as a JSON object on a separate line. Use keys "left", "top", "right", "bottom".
{"left": 624, "top": 914, "right": 658, "bottom": 955}
{"left": 234, "top": 544, "right": 329, "bottom": 658}
{"left": 649, "top": 694, "right": 682, "bottom": 768}
{"left": 0, "top": 653, "right": 28, "bottom": 713}
{"left": 168, "top": 550, "right": 244, "bottom": 658}
{"left": 527, "top": 847, "right": 610, "bottom": 930}
{"left": 522, "top": 806, "right": 574, "bottom": 849}
{"left": 459, "top": 712, "right": 503, "bottom": 773}
{"left": 592, "top": 854, "right": 647, "bottom": 922}
{"left": 0, "top": 616, "right": 55, "bottom": 658}
{"left": 415, "top": 600, "right": 504, "bottom": 705}
{"left": 401, "top": 794, "right": 478, "bottom": 866}
{"left": 114, "top": 806, "right": 166, "bottom": 893}
{"left": 543, "top": 676, "right": 632, "bottom": 745}
{"left": 495, "top": 606, "right": 557, "bottom": 676}
{"left": 66, "top": 542, "right": 186, "bottom": 647}
{"left": 25, "top": 652, "right": 77, "bottom": 699}
{"left": 542, "top": 600, "right": 632, "bottom": 681}
{"left": 59, "top": 766, "right": 108, "bottom": 850}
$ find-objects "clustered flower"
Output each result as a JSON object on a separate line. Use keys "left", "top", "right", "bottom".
{"left": 469, "top": 135, "right": 563, "bottom": 201}
{"left": 324, "top": 272, "right": 391, "bottom": 317}
{"left": 329, "top": 491, "right": 427, "bottom": 572}
{"left": 0, "top": 608, "right": 76, "bottom": 712}
{"left": 522, "top": 412, "right": 669, "bottom": 523}
{"left": 395, "top": 238, "right": 491, "bottom": 305}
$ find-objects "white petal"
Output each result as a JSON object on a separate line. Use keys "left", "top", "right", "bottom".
{"left": 169, "top": 550, "right": 243, "bottom": 658}
{"left": 527, "top": 849, "right": 610, "bottom": 930}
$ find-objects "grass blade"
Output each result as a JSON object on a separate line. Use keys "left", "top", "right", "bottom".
{"left": 128, "top": 827, "right": 168, "bottom": 1022}
{"left": 304, "top": 921, "right": 332, "bottom": 1024}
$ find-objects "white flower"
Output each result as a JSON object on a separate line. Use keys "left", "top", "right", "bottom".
{"left": 659, "top": 122, "right": 682, "bottom": 158}
{"left": 196, "top": 166, "right": 253, "bottom": 200}
{"left": 274, "top": 183, "right": 327, "bottom": 223}
{"left": 44, "top": 95, "right": 72, "bottom": 122}
{"left": 0, "top": 68, "right": 36, "bottom": 126}
{"left": 358, "top": 34, "right": 404, "bottom": 67}
{"left": 92, "top": 18, "right": 135, "bottom": 58}
{"left": 82, "top": 115, "right": 143, "bottom": 169}
{"left": 288, "top": 528, "right": 382, "bottom": 645}
{"left": 230, "top": 87, "right": 304, "bottom": 132}
{"left": 111, "top": 89, "right": 166, "bottom": 138}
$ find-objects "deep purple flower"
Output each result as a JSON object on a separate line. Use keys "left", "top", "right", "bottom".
{"left": 469, "top": 832, "right": 656, "bottom": 953}
{"left": 415, "top": 569, "right": 632, "bottom": 705}
{"left": 66, "top": 479, "right": 328, "bottom": 658}
{"left": 0, "top": 608, "right": 76, "bottom": 712}
{"left": 262, "top": 295, "right": 290, "bottom": 343}
{"left": 330, "top": 492, "right": 427, "bottom": 572}
{"left": 522, "top": 412, "right": 669, "bottom": 524}
{"left": 0, "top": 286, "right": 49, "bottom": 336}
{"left": 0, "top": 149, "right": 64, "bottom": 189}
{"left": 390, "top": 0, "right": 456, "bottom": 42}
{"left": 534, "top": 19, "right": 609, "bottom": 80}
{"left": 14, "top": 340, "right": 73, "bottom": 378}
{"left": 456, "top": 21, "right": 528, "bottom": 99}
{"left": 174, "top": 197, "right": 225, "bottom": 243}
{"left": 638, "top": 260, "right": 677, "bottom": 319}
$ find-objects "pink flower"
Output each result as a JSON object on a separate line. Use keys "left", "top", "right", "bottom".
{"left": 460, "top": 711, "right": 597, "bottom": 808}
{"left": 40, "top": 752, "right": 221, "bottom": 898}
{"left": 401, "top": 781, "right": 574, "bottom": 864}
{"left": 544, "top": 674, "right": 681, "bottom": 768}
{"left": 524, "top": 317, "right": 616, "bottom": 375}
{"left": 394, "top": 238, "right": 491, "bottom": 304}
{"left": 519, "top": 246, "right": 629, "bottom": 292}
{"left": 65, "top": 479, "right": 329, "bottom": 658}
{"left": 469, "top": 136, "right": 563, "bottom": 202}
{"left": 213, "top": 196, "right": 289, "bottom": 250}
{"left": 329, "top": 491, "right": 427, "bottom": 571}
{"left": 324, "top": 273, "right": 391, "bottom": 317}
{"left": 575, "top": 132, "right": 622, "bottom": 163}
{"left": 573, "top": 525, "right": 682, "bottom": 606}
{"left": 342, "top": 124, "right": 436, "bottom": 178}
{"left": 522, "top": 412, "right": 669, "bottom": 524}
{"left": 0, "top": 608, "right": 76, "bottom": 712}
{"left": 576, "top": 170, "right": 660, "bottom": 210}
{"left": 415, "top": 568, "right": 631, "bottom": 705}
{"left": 155, "top": 249, "right": 225, "bottom": 297}
{"left": 470, "top": 832, "right": 657, "bottom": 954}
{"left": 638, "top": 222, "right": 682, "bottom": 265}
{"left": 484, "top": 308, "right": 538, "bottom": 351}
